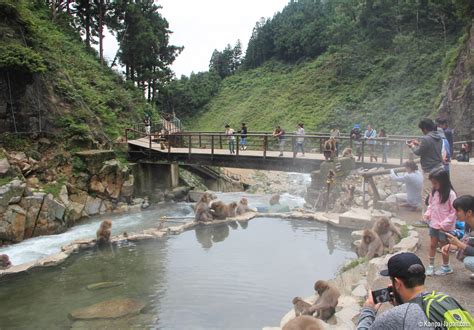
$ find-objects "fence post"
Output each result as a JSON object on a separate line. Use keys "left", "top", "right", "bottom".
{"left": 211, "top": 135, "right": 214, "bottom": 160}
{"left": 199, "top": 133, "right": 202, "bottom": 148}
{"left": 149, "top": 132, "right": 152, "bottom": 150}
{"left": 236, "top": 136, "right": 239, "bottom": 156}
{"left": 292, "top": 136, "right": 296, "bottom": 159}
{"left": 219, "top": 135, "right": 223, "bottom": 149}
{"left": 361, "top": 140, "right": 365, "bottom": 163}
{"left": 168, "top": 135, "right": 171, "bottom": 161}
{"left": 263, "top": 134, "right": 268, "bottom": 159}
{"left": 188, "top": 135, "right": 192, "bottom": 160}
{"left": 399, "top": 141, "right": 404, "bottom": 165}
{"left": 363, "top": 177, "right": 368, "bottom": 209}
{"left": 125, "top": 129, "right": 128, "bottom": 142}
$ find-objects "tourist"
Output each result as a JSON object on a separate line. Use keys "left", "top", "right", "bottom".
{"left": 357, "top": 253, "right": 430, "bottom": 329}
{"left": 364, "top": 124, "right": 377, "bottom": 162}
{"left": 238, "top": 123, "right": 248, "bottom": 151}
{"left": 295, "top": 123, "right": 305, "bottom": 157}
{"left": 350, "top": 124, "right": 362, "bottom": 161}
{"left": 436, "top": 118, "right": 454, "bottom": 157}
{"left": 435, "top": 123, "right": 451, "bottom": 174}
{"left": 407, "top": 118, "right": 443, "bottom": 215}
{"left": 273, "top": 126, "right": 286, "bottom": 157}
{"left": 377, "top": 129, "right": 389, "bottom": 163}
{"left": 358, "top": 252, "right": 472, "bottom": 329}
{"left": 225, "top": 124, "right": 236, "bottom": 154}
{"left": 330, "top": 127, "right": 340, "bottom": 156}
{"left": 457, "top": 143, "right": 470, "bottom": 162}
{"left": 144, "top": 115, "right": 151, "bottom": 135}
{"left": 442, "top": 195, "right": 474, "bottom": 280}
{"left": 389, "top": 161, "right": 423, "bottom": 211}
{"left": 423, "top": 168, "right": 456, "bottom": 276}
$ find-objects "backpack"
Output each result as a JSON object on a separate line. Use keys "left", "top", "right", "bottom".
{"left": 417, "top": 291, "right": 474, "bottom": 329}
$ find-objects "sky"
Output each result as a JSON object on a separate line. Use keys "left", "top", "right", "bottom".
{"left": 101, "top": 0, "right": 289, "bottom": 78}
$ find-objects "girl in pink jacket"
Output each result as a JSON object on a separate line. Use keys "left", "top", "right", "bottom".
{"left": 423, "top": 169, "right": 457, "bottom": 276}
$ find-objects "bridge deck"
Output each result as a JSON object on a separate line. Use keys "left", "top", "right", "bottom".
{"left": 127, "top": 137, "right": 402, "bottom": 172}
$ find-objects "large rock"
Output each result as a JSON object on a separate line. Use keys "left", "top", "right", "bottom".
{"left": 98, "top": 160, "right": 128, "bottom": 200}
{"left": 0, "top": 205, "right": 26, "bottom": 242}
{"left": 69, "top": 298, "right": 145, "bottom": 320}
{"left": 84, "top": 197, "right": 103, "bottom": 216}
{"left": 34, "top": 194, "right": 66, "bottom": 236}
{"left": 120, "top": 175, "right": 134, "bottom": 199}
{"left": 170, "top": 186, "right": 190, "bottom": 201}
{"left": 65, "top": 202, "right": 85, "bottom": 224}
{"left": 338, "top": 208, "right": 372, "bottom": 229}
{"left": 75, "top": 150, "right": 115, "bottom": 175}
{"left": 0, "top": 158, "right": 10, "bottom": 177}
{"left": 19, "top": 193, "right": 46, "bottom": 238}
{"left": 59, "top": 185, "right": 70, "bottom": 206}
{"left": 0, "top": 179, "right": 26, "bottom": 209}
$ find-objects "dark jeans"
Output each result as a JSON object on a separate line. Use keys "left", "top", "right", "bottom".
{"left": 295, "top": 142, "right": 304, "bottom": 155}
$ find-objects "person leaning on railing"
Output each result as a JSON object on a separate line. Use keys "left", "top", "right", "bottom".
{"left": 273, "top": 126, "right": 286, "bottom": 157}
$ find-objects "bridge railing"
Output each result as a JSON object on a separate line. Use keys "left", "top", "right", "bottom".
{"left": 150, "top": 132, "right": 415, "bottom": 165}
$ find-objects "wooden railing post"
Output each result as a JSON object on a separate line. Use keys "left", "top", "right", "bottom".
{"left": 125, "top": 128, "right": 128, "bottom": 142}
{"left": 149, "top": 132, "right": 152, "bottom": 149}
{"left": 263, "top": 134, "right": 268, "bottom": 159}
{"left": 219, "top": 135, "right": 223, "bottom": 149}
{"left": 211, "top": 135, "right": 214, "bottom": 160}
{"left": 188, "top": 135, "right": 192, "bottom": 160}
{"left": 399, "top": 141, "right": 404, "bottom": 165}
{"left": 199, "top": 133, "right": 202, "bottom": 148}
{"left": 292, "top": 136, "right": 296, "bottom": 159}
{"left": 361, "top": 140, "right": 365, "bottom": 163}
{"left": 236, "top": 136, "right": 239, "bottom": 156}
{"left": 168, "top": 135, "right": 171, "bottom": 161}
{"left": 363, "top": 177, "right": 368, "bottom": 209}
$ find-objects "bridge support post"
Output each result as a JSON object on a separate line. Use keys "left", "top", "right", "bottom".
{"left": 170, "top": 162, "right": 179, "bottom": 187}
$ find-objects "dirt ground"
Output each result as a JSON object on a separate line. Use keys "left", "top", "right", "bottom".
{"left": 398, "top": 161, "right": 474, "bottom": 312}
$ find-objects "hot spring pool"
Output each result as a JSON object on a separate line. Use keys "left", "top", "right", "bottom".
{"left": 0, "top": 217, "right": 355, "bottom": 329}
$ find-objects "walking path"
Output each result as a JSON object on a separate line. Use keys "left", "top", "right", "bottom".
{"left": 399, "top": 161, "right": 474, "bottom": 312}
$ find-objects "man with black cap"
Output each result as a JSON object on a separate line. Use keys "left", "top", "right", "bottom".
{"left": 357, "top": 252, "right": 432, "bottom": 329}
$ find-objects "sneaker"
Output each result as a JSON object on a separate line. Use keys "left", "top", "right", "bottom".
{"left": 426, "top": 265, "right": 434, "bottom": 276}
{"left": 435, "top": 265, "right": 453, "bottom": 276}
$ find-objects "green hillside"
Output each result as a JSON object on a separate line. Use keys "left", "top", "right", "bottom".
{"left": 0, "top": 0, "right": 151, "bottom": 147}
{"left": 187, "top": 32, "right": 466, "bottom": 134}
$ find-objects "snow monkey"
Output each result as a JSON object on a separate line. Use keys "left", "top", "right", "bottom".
{"left": 96, "top": 220, "right": 112, "bottom": 247}
{"left": 372, "top": 217, "right": 401, "bottom": 253}
{"left": 342, "top": 148, "right": 353, "bottom": 158}
{"left": 269, "top": 194, "right": 280, "bottom": 206}
{"left": 304, "top": 280, "right": 340, "bottom": 321}
{"left": 210, "top": 201, "right": 238, "bottom": 220}
{"left": 0, "top": 254, "right": 12, "bottom": 269}
{"left": 358, "top": 229, "right": 384, "bottom": 259}
{"left": 282, "top": 315, "right": 323, "bottom": 330}
{"left": 194, "top": 193, "right": 214, "bottom": 222}
{"left": 236, "top": 198, "right": 253, "bottom": 215}
{"left": 292, "top": 297, "right": 312, "bottom": 317}
{"left": 323, "top": 138, "right": 336, "bottom": 161}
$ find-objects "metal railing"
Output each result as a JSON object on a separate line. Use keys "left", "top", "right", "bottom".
{"left": 126, "top": 130, "right": 418, "bottom": 166}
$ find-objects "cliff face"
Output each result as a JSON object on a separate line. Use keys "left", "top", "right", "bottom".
{"left": 438, "top": 22, "right": 474, "bottom": 142}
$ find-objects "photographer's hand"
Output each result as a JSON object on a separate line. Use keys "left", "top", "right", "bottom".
{"left": 364, "top": 289, "right": 381, "bottom": 310}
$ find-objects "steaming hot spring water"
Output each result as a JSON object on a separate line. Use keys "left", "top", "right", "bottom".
{"left": 0, "top": 184, "right": 357, "bottom": 329}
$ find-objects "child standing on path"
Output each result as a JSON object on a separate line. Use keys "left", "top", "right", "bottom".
{"left": 424, "top": 168, "right": 457, "bottom": 276}
{"left": 225, "top": 124, "right": 236, "bottom": 154}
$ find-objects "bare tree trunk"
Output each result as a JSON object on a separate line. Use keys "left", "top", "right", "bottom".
{"left": 85, "top": 0, "right": 91, "bottom": 48}
{"left": 51, "top": 0, "right": 57, "bottom": 21}
{"left": 99, "top": 0, "right": 104, "bottom": 65}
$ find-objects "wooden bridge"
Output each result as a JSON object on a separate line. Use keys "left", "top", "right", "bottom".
{"left": 125, "top": 129, "right": 417, "bottom": 173}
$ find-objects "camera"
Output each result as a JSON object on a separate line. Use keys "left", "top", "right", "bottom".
{"left": 372, "top": 287, "right": 393, "bottom": 304}
{"left": 405, "top": 140, "right": 411, "bottom": 145}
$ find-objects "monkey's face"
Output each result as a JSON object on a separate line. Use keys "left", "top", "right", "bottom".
{"left": 363, "top": 230, "right": 374, "bottom": 243}
{"left": 230, "top": 202, "right": 238, "bottom": 209}
{"left": 314, "top": 280, "right": 328, "bottom": 294}
{"left": 240, "top": 198, "right": 248, "bottom": 206}
{"left": 104, "top": 220, "right": 112, "bottom": 229}
{"left": 292, "top": 297, "right": 302, "bottom": 304}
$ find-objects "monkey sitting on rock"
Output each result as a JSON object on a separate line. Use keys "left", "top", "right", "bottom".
{"left": 292, "top": 280, "right": 340, "bottom": 322}
{"left": 0, "top": 254, "right": 12, "bottom": 270}
{"left": 210, "top": 201, "right": 238, "bottom": 220}
{"left": 372, "top": 217, "right": 401, "bottom": 253}
{"left": 96, "top": 220, "right": 112, "bottom": 247}
{"left": 194, "top": 193, "right": 215, "bottom": 222}
{"left": 323, "top": 138, "right": 336, "bottom": 161}
{"left": 357, "top": 229, "right": 384, "bottom": 259}
{"left": 236, "top": 198, "right": 255, "bottom": 215}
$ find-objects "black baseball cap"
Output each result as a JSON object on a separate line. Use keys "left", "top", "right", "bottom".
{"left": 380, "top": 252, "right": 425, "bottom": 278}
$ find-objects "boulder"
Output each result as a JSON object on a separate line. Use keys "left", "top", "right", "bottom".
{"left": 65, "top": 202, "right": 85, "bottom": 223}
{"left": 394, "top": 236, "right": 420, "bottom": 252}
{"left": 338, "top": 208, "right": 372, "bottom": 229}
{"left": 10, "top": 152, "right": 28, "bottom": 163}
{"left": 75, "top": 150, "right": 115, "bottom": 175}
{"left": 69, "top": 190, "right": 88, "bottom": 205}
{"left": 69, "top": 298, "right": 145, "bottom": 320}
{"left": 0, "top": 179, "right": 26, "bottom": 208}
{"left": 351, "top": 284, "right": 367, "bottom": 298}
{"left": 34, "top": 194, "right": 66, "bottom": 236}
{"left": 59, "top": 185, "right": 69, "bottom": 207}
{"left": 170, "top": 186, "right": 190, "bottom": 201}
{"left": 0, "top": 158, "right": 10, "bottom": 177}
{"left": 0, "top": 205, "right": 26, "bottom": 242}
{"left": 84, "top": 197, "right": 103, "bottom": 216}
{"left": 120, "top": 175, "right": 134, "bottom": 199}
{"left": 19, "top": 193, "right": 46, "bottom": 238}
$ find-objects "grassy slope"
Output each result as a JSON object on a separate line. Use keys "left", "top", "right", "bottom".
{"left": 1, "top": 1, "right": 148, "bottom": 143}
{"left": 188, "top": 33, "right": 466, "bottom": 135}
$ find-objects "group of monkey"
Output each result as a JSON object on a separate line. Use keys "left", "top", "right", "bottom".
{"left": 357, "top": 216, "right": 402, "bottom": 259}
{"left": 323, "top": 137, "right": 354, "bottom": 161}
{"left": 194, "top": 192, "right": 281, "bottom": 222}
